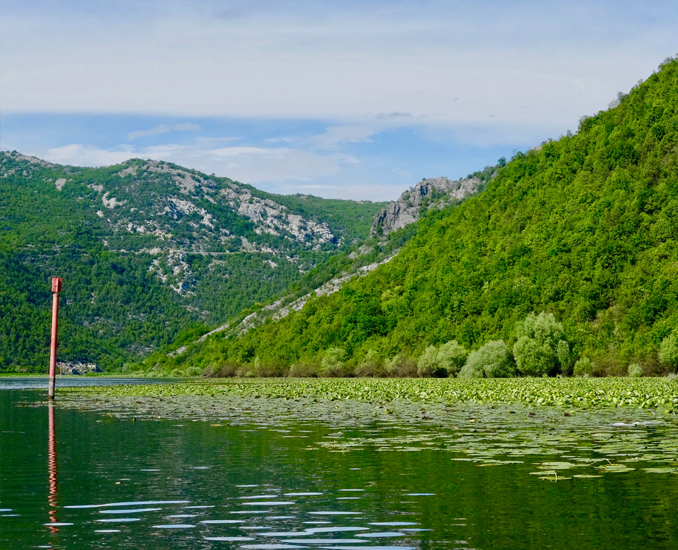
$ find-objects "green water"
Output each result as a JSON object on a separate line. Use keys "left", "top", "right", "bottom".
{"left": 2, "top": 387, "right": 678, "bottom": 549}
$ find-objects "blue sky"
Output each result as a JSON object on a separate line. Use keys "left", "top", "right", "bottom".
{"left": 1, "top": 1, "right": 676, "bottom": 201}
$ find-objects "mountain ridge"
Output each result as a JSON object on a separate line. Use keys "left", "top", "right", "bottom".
{"left": 155, "top": 56, "right": 678, "bottom": 377}
{"left": 0, "top": 152, "right": 386, "bottom": 371}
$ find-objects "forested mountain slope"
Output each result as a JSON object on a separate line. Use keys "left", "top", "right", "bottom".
{"left": 168, "top": 57, "right": 678, "bottom": 376}
{"left": 0, "top": 153, "right": 385, "bottom": 371}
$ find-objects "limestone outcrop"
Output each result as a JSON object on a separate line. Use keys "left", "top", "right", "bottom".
{"left": 371, "top": 175, "right": 484, "bottom": 236}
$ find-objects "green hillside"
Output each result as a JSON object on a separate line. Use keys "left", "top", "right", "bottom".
{"left": 168, "top": 57, "right": 678, "bottom": 377}
{"left": 0, "top": 154, "right": 386, "bottom": 371}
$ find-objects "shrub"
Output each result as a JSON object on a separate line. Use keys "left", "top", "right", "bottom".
{"left": 659, "top": 332, "right": 678, "bottom": 372}
{"left": 254, "top": 356, "right": 264, "bottom": 376}
{"left": 573, "top": 357, "right": 593, "bottom": 377}
{"left": 288, "top": 362, "right": 318, "bottom": 377}
{"left": 355, "top": 350, "right": 384, "bottom": 377}
{"left": 459, "top": 340, "right": 516, "bottom": 378}
{"left": 418, "top": 341, "right": 467, "bottom": 377}
{"left": 205, "top": 362, "right": 238, "bottom": 377}
{"left": 170, "top": 369, "right": 185, "bottom": 378}
{"left": 628, "top": 363, "right": 643, "bottom": 378}
{"left": 253, "top": 356, "right": 287, "bottom": 377}
{"left": 513, "top": 312, "right": 569, "bottom": 376}
{"left": 385, "top": 353, "right": 418, "bottom": 377}
{"left": 237, "top": 364, "right": 256, "bottom": 377}
{"left": 321, "top": 347, "right": 346, "bottom": 377}
{"left": 437, "top": 340, "right": 468, "bottom": 377}
{"left": 185, "top": 366, "right": 202, "bottom": 377}
{"left": 417, "top": 345, "right": 441, "bottom": 377}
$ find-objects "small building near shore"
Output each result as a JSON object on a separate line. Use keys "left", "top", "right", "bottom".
{"left": 57, "top": 362, "right": 101, "bottom": 375}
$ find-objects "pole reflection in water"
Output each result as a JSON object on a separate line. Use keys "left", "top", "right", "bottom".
{"left": 47, "top": 401, "right": 59, "bottom": 533}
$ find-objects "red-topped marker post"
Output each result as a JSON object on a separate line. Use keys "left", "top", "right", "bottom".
{"left": 48, "top": 278, "right": 62, "bottom": 400}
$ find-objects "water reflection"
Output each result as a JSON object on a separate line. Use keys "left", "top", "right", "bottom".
{"left": 0, "top": 376, "right": 176, "bottom": 391}
{"left": 46, "top": 401, "right": 58, "bottom": 534}
{"left": 4, "top": 388, "right": 678, "bottom": 549}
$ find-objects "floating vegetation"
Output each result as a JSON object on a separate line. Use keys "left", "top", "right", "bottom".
{"left": 49, "top": 377, "right": 678, "bottom": 484}
{"left": 62, "top": 377, "right": 678, "bottom": 410}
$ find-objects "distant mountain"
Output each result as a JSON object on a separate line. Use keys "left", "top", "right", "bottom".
{"left": 0, "top": 153, "right": 386, "bottom": 371}
{"left": 160, "top": 57, "right": 678, "bottom": 377}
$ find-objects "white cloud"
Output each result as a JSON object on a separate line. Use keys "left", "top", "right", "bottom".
{"left": 39, "top": 142, "right": 359, "bottom": 185}
{"left": 128, "top": 122, "right": 201, "bottom": 140}
{"left": 128, "top": 124, "right": 172, "bottom": 140}
{"left": 311, "top": 123, "right": 385, "bottom": 149}
{"left": 43, "top": 144, "right": 136, "bottom": 166}
{"left": 172, "top": 122, "right": 201, "bottom": 132}
{"left": 3, "top": 0, "right": 676, "bottom": 140}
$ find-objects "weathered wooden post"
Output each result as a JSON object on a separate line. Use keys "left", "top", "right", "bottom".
{"left": 48, "top": 278, "right": 62, "bottom": 400}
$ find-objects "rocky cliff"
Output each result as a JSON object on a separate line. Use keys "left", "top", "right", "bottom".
{"left": 370, "top": 175, "right": 487, "bottom": 236}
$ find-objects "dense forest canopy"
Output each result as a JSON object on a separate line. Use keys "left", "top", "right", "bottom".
{"left": 163, "top": 57, "right": 678, "bottom": 377}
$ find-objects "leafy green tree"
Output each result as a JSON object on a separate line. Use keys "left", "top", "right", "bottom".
{"left": 321, "top": 347, "right": 346, "bottom": 377}
{"left": 459, "top": 340, "right": 516, "bottom": 378}
{"left": 355, "top": 349, "right": 383, "bottom": 377}
{"left": 659, "top": 332, "right": 678, "bottom": 371}
{"left": 438, "top": 340, "right": 468, "bottom": 376}
{"left": 417, "top": 345, "right": 441, "bottom": 377}
{"left": 418, "top": 340, "right": 468, "bottom": 377}
{"left": 385, "top": 353, "right": 418, "bottom": 377}
{"left": 513, "top": 312, "right": 570, "bottom": 376}
{"left": 573, "top": 357, "right": 594, "bottom": 377}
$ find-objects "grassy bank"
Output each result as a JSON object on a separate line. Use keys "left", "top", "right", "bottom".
{"left": 66, "top": 377, "right": 678, "bottom": 410}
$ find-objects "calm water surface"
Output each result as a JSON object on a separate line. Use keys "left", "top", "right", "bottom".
{"left": 0, "top": 376, "right": 175, "bottom": 390}
{"left": 1, "top": 385, "right": 678, "bottom": 549}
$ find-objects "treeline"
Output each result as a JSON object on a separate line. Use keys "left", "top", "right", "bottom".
{"left": 150, "top": 56, "right": 678, "bottom": 378}
{"left": 140, "top": 312, "right": 678, "bottom": 379}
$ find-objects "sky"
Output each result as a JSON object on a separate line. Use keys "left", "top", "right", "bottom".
{"left": 1, "top": 1, "right": 676, "bottom": 201}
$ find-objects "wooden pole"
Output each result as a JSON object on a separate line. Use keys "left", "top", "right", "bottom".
{"left": 48, "top": 278, "right": 62, "bottom": 400}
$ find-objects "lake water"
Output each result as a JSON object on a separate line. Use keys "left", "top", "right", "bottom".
{"left": 2, "top": 382, "right": 678, "bottom": 549}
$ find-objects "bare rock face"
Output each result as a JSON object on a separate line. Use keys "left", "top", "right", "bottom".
{"left": 371, "top": 175, "right": 483, "bottom": 236}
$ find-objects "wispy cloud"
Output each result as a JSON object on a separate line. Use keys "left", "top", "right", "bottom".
{"left": 311, "top": 123, "right": 385, "bottom": 149}
{"left": 40, "top": 142, "right": 360, "bottom": 186}
{"left": 128, "top": 123, "right": 201, "bottom": 140}
{"left": 44, "top": 144, "right": 136, "bottom": 166}
{"left": 3, "top": 0, "right": 676, "bottom": 136}
{"left": 4, "top": 0, "right": 677, "bottom": 200}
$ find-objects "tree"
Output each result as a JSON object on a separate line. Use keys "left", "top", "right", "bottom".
{"left": 459, "top": 340, "right": 515, "bottom": 378}
{"left": 417, "top": 345, "right": 440, "bottom": 377}
{"left": 355, "top": 349, "right": 383, "bottom": 377}
{"left": 659, "top": 332, "right": 678, "bottom": 372}
{"left": 573, "top": 357, "right": 593, "bottom": 377}
{"left": 418, "top": 340, "right": 468, "bottom": 377}
{"left": 437, "top": 341, "right": 468, "bottom": 376}
{"left": 513, "top": 313, "right": 569, "bottom": 376}
{"left": 321, "top": 347, "right": 346, "bottom": 377}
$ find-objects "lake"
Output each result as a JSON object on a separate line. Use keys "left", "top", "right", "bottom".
{"left": 2, "top": 379, "right": 678, "bottom": 549}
